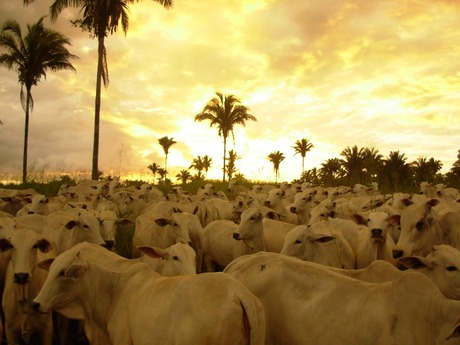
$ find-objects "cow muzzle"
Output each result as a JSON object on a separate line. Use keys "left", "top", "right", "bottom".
{"left": 14, "top": 272, "right": 29, "bottom": 285}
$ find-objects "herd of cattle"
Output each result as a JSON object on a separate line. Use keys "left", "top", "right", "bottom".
{"left": 0, "top": 178, "right": 460, "bottom": 345}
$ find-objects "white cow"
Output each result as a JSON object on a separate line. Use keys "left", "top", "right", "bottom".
{"left": 0, "top": 229, "right": 53, "bottom": 345}
{"left": 132, "top": 211, "right": 193, "bottom": 258}
{"left": 393, "top": 198, "right": 460, "bottom": 258}
{"left": 398, "top": 244, "right": 460, "bottom": 300}
{"left": 32, "top": 242, "right": 265, "bottom": 345}
{"left": 280, "top": 220, "right": 356, "bottom": 269}
{"left": 93, "top": 209, "right": 134, "bottom": 251}
{"left": 289, "top": 191, "right": 314, "bottom": 224}
{"left": 136, "top": 240, "right": 197, "bottom": 276}
{"left": 16, "top": 194, "right": 63, "bottom": 216}
{"left": 224, "top": 251, "right": 460, "bottom": 345}
{"left": 350, "top": 211, "right": 397, "bottom": 268}
{"left": 41, "top": 210, "right": 107, "bottom": 255}
{"left": 264, "top": 188, "right": 299, "bottom": 224}
{"left": 201, "top": 207, "right": 265, "bottom": 271}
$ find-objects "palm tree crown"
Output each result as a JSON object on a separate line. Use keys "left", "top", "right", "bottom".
{"left": 267, "top": 151, "right": 285, "bottom": 183}
{"left": 0, "top": 16, "right": 77, "bottom": 183}
{"left": 158, "top": 136, "right": 177, "bottom": 180}
{"left": 195, "top": 92, "right": 256, "bottom": 183}
{"left": 293, "top": 138, "right": 314, "bottom": 173}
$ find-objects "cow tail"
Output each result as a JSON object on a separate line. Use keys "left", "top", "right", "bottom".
{"left": 236, "top": 289, "right": 265, "bottom": 345}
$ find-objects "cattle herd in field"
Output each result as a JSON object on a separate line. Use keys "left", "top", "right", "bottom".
{"left": 0, "top": 178, "right": 460, "bottom": 344}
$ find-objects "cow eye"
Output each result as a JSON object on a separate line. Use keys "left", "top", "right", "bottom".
{"left": 172, "top": 256, "right": 179, "bottom": 261}
{"left": 83, "top": 224, "right": 89, "bottom": 229}
{"left": 447, "top": 266, "right": 458, "bottom": 272}
{"left": 294, "top": 240, "right": 302, "bottom": 244}
{"left": 415, "top": 220, "right": 425, "bottom": 231}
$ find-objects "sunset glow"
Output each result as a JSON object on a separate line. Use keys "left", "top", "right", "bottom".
{"left": 0, "top": 0, "right": 459, "bottom": 183}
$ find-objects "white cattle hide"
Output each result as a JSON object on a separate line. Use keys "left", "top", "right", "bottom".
{"left": 201, "top": 207, "right": 265, "bottom": 271}
{"left": 0, "top": 229, "right": 53, "bottom": 345}
{"left": 224, "top": 251, "right": 460, "bottom": 345}
{"left": 281, "top": 220, "right": 355, "bottom": 269}
{"left": 33, "top": 242, "right": 265, "bottom": 345}
{"left": 132, "top": 212, "right": 192, "bottom": 258}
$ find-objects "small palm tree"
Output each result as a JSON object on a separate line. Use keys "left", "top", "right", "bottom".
{"left": 267, "top": 151, "right": 285, "bottom": 183}
{"left": 195, "top": 92, "right": 256, "bottom": 183}
{"left": 176, "top": 169, "right": 192, "bottom": 185}
{"left": 147, "top": 162, "right": 159, "bottom": 183}
{"left": 201, "top": 155, "right": 213, "bottom": 178}
{"left": 293, "top": 138, "right": 314, "bottom": 173}
{"left": 157, "top": 167, "right": 167, "bottom": 183}
{"left": 158, "top": 136, "right": 177, "bottom": 181}
{"left": 225, "top": 150, "right": 240, "bottom": 181}
{"left": 0, "top": 16, "right": 77, "bottom": 183}
{"left": 189, "top": 156, "right": 205, "bottom": 179}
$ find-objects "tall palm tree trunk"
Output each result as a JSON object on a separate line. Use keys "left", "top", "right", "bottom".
{"left": 91, "top": 35, "right": 104, "bottom": 180}
{"left": 22, "top": 87, "right": 32, "bottom": 183}
{"left": 222, "top": 136, "right": 227, "bottom": 183}
{"left": 164, "top": 155, "right": 168, "bottom": 181}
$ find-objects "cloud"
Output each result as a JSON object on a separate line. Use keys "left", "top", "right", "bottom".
{"left": 0, "top": 0, "right": 459, "bottom": 183}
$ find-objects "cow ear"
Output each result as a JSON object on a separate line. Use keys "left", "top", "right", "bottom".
{"left": 137, "top": 246, "right": 166, "bottom": 259}
{"left": 65, "top": 263, "right": 87, "bottom": 280}
{"left": 36, "top": 239, "right": 52, "bottom": 253}
{"left": 386, "top": 214, "right": 401, "bottom": 226}
{"left": 154, "top": 218, "right": 170, "bottom": 227}
{"left": 65, "top": 220, "right": 78, "bottom": 230}
{"left": 0, "top": 238, "right": 12, "bottom": 252}
{"left": 351, "top": 214, "right": 367, "bottom": 225}
{"left": 397, "top": 256, "right": 427, "bottom": 270}
{"left": 309, "top": 234, "right": 335, "bottom": 243}
{"left": 37, "top": 258, "right": 55, "bottom": 271}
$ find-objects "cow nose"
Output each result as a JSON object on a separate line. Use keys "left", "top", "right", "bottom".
{"left": 105, "top": 240, "right": 115, "bottom": 251}
{"left": 393, "top": 249, "right": 404, "bottom": 259}
{"left": 290, "top": 206, "right": 297, "bottom": 214}
{"left": 371, "top": 228, "right": 383, "bottom": 237}
{"left": 232, "top": 232, "right": 241, "bottom": 240}
{"left": 31, "top": 302, "right": 40, "bottom": 312}
{"left": 14, "top": 272, "right": 29, "bottom": 284}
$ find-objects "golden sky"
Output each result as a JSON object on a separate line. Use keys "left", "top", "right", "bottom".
{"left": 1, "top": 0, "right": 459, "bottom": 182}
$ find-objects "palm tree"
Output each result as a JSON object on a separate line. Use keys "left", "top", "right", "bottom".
{"left": 293, "top": 138, "right": 314, "bottom": 173}
{"left": 201, "top": 155, "right": 213, "bottom": 177}
{"left": 194, "top": 92, "right": 256, "bottom": 183}
{"left": 381, "top": 151, "right": 411, "bottom": 191}
{"left": 0, "top": 17, "right": 77, "bottom": 183}
{"left": 446, "top": 150, "right": 460, "bottom": 188}
{"left": 190, "top": 157, "right": 204, "bottom": 179}
{"left": 412, "top": 157, "right": 442, "bottom": 184}
{"left": 362, "top": 147, "right": 383, "bottom": 184}
{"left": 157, "top": 167, "right": 167, "bottom": 183}
{"left": 225, "top": 150, "right": 240, "bottom": 181}
{"left": 158, "top": 136, "right": 176, "bottom": 181}
{"left": 147, "top": 162, "right": 159, "bottom": 183}
{"left": 28, "top": 0, "right": 173, "bottom": 180}
{"left": 320, "top": 158, "right": 344, "bottom": 186}
{"left": 267, "top": 151, "right": 285, "bottom": 183}
{"left": 340, "top": 145, "right": 366, "bottom": 185}
{"left": 176, "top": 169, "right": 192, "bottom": 185}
